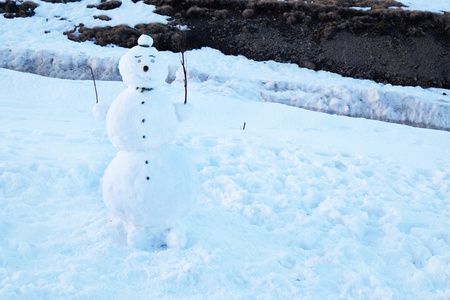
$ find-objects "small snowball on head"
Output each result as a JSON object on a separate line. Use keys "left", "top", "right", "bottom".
{"left": 138, "top": 35, "right": 153, "bottom": 48}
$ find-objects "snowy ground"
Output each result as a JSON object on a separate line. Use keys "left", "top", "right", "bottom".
{"left": 1, "top": 63, "right": 450, "bottom": 299}
{"left": 399, "top": 0, "right": 450, "bottom": 13}
{"left": 1, "top": 0, "right": 450, "bottom": 299}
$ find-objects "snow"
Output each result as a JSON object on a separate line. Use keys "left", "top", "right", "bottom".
{"left": 399, "top": 0, "right": 450, "bottom": 13}
{"left": 2, "top": 65, "right": 450, "bottom": 298}
{"left": 352, "top": 1, "right": 450, "bottom": 13}
{"left": 169, "top": 47, "right": 450, "bottom": 131}
{"left": 1, "top": 0, "right": 449, "bottom": 129}
{"left": 106, "top": 87, "right": 179, "bottom": 149}
{"left": 103, "top": 147, "right": 198, "bottom": 244}
{"left": 350, "top": 6, "right": 372, "bottom": 11}
{"left": 1, "top": 0, "right": 450, "bottom": 298}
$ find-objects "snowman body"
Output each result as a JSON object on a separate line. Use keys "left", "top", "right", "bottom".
{"left": 102, "top": 35, "right": 197, "bottom": 249}
{"left": 106, "top": 87, "right": 178, "bottom": 150}
{"left": 103, "top": 146, "right": 198, "bottom": 230}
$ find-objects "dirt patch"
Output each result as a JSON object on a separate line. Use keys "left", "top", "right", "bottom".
{"left": 96, "top": 0, "right": 122, "bottom": 10}
{"left": 65, "top": 0, "right": 450, "bottom": 88}
{"left": 41, "top": 0, "right": 80, "bottom": 3}
{"left": 94, "top": 15, "right": 112, "bottom": 21}
{"left": 64, "top": 23, "right": 181, "bottom": 49}
{"left": 0, "top": 0, "right": 37, "bottom": 18}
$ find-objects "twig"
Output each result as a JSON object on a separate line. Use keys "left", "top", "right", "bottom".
{"left": 181, "top": 47, "right": 187, "bottom": 105}
{"left": 178, "top": 24, "right": 188, "bottom": 104}
{"left": 147, "top": 23, "right": 163, "bottom": 35}
{"left": 88, "top": 65, "right": 98, "bottom": 104}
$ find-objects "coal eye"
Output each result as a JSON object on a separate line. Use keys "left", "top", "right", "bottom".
{"left": 151, "top": 59, "right": 155, "bottom": 63}
{"left": 138, "top": 59, "right": 142, "bottom": 63}
{"left": 143, "top": 65, "right": 149, "bottom": 72}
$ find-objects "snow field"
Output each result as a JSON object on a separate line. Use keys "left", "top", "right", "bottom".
{"left": 1, "top": 0, "right": 450, "bottom": 296}
{"left": 0, "top": 61, "right": 449, "bottom": 298}
{"left": 178, "top": 78, "right": 450, "bottom": 298}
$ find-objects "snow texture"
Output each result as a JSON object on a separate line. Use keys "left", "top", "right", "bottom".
{"left": 106, "top": 87, "right": 179, "bottom": 150}
{"left": 170, "top": 48, "right": 450, "bottom": 131}
{"left": 1, "top": 64, "right": 449, "bottom": 299}
{"left": 0, "top": 0, "right": 450, "bottom": 298}
{"left": 92, "top": 101, "right": 109, "bottom": 121}
{"left": 103, "top": 147, "right": 198, "bottom": 230}
{"left": 0, "top": 48, "right": 121, "bottom": 81}
{"left": 1, "top": 0, "right": 450, "bottom": 130}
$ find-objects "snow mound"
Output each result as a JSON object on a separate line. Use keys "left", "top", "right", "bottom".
{"left": 1, "top": 47, "right": 449, "bottom": 131}
{"left": 260, "top": 80, "right": 450, "bottom": 131}
{"left": 170, "top": 48, "right": 450, "bottom": 131}
{"left": 0, "top": 48, "right": 121, "bottom": 81}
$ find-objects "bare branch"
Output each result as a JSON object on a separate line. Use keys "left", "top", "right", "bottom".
{"left": 88, "top": 65, "right": 99, "bottom": 104}
{"left": 177, "top": 24, "right": 188, "bottom": 105}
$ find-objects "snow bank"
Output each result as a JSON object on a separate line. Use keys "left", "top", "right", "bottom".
{"left": 260, "top": 79, "right": 450, "bottom": 131}
{"left": 0, "top": 48, "right": 121, "bottom": 81}
{"left": 2, "top": 47, "right": 448, "bottom": 131}
{"left": 173, "top": 48, "right": 450, "bottom": 131}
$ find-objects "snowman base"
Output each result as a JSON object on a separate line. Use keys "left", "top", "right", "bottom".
{"left": 103, "top": 145, "right": 198, "bottom": 250}
{"left": 126, "top": 226, "right": 187, "bottom": 251}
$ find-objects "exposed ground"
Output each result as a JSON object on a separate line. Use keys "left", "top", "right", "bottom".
{"left": 155, "top": 0, "right": 450, "bottom": 89}
{"left": 0, "top": 0, "right": 37, "bottom": 18}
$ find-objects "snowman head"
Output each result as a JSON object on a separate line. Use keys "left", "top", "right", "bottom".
{"left": 119, "top": 35, "right": 168, "bottom": 88}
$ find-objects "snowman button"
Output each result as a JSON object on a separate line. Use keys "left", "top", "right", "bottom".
{"left": 146, "top": 177, "right": 150, "bottom": 180}
{"left": 141, "top": 101, "right": 145, "bottom": 104}
{"left": 143, "top": 135, "right": 146, "bottom": 139}
{"left": 142, "top": 119, "right": 145, "bottom": 123}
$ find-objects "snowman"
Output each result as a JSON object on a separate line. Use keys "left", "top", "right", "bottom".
{"left": 99, "top": 35, "right": 198, "bottom": 250}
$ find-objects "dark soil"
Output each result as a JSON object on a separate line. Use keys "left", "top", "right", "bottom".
{"left": 65, "top": 23, "right": 181, "bottom": 49}
{"left": 151, "top": 0, "right": 450, "bottom": 89}
{"left": 11, "top": 0, "right": 450, "bottom": 88}
{"left": 0, "top": 0, "right": 37, "bottom": 18}
{"left": 96, "top": 0, "right": 122, "bottom": 10}
{"left": 41, "top": 0, "right": 80, "bottom": 3}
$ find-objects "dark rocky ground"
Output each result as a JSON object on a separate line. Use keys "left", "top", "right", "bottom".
{"left": 156, "top": 0, "right": 450, "bottom": 89}
{"left": 3, "top": 0, "right": 450, "bottom": 88}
